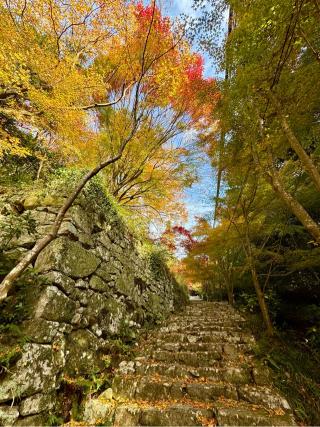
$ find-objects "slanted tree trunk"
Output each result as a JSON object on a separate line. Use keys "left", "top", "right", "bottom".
{"left": 251, "top": 138, "right": 320, "bottom": 244}
{"left": 244, "top": 233, "right": 274, "bottom": 336}
{"left": 249, "top": 256, "right": 274, "bottom": 336}
{"left": 0, "top": 147, "right": 127, "bottom": 303}
{"left": 266, "top": 169, "right": 320, "bottom": 244}
{"left": 237, "top": 194, "right": 274, "bottom": 336}
{"left": 269, "top": 91, "right": 320, "bottom": 193}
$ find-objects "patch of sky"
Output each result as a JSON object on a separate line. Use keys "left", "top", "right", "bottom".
{"left": 167, "top": 0, "right": 225, "bottom": 230}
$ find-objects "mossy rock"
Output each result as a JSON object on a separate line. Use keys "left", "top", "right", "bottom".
{"left": 64, "top": 330, "right": 103, "bottom": 375}
{"left": 35, "top": 237, "right": 100, "bottom": 278}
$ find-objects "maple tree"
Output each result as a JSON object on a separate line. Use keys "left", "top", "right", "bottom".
{"left": 0, "top": 0, "right": 217, "bottom": 301}
{"left": 160, "top": 224, "right": 195, "bottom": 253}
{"left": 183, "top": 0, "right": 320, "bottom": 337}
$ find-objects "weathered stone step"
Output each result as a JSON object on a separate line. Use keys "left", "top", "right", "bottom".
{"left": 113, "top": 403, "right": 214, "bottom": 426}
{"left": 213, "top": 400, "right": 296, "bottom": 426}
{"left": 180, "top": 305, "right": 240, "bottom": 316}
{"left": 172, "top": 311, "right": 245, "bottom": 321}
{"left": 148, "top": 340, "right": 252, "bottom": 356}
{"left": 167, "top": 312, "right": 238, "bottom": 319}
{"left": 151, "top": 349, "right": 223, "bottom": 366}
{"left": 83, "top": 301, "right": 296, "bottom": 426}
{"left": 158, "top": 323, "right": 243, "bottom": 333}
{"left": 134, "top": 360, "right": 252, "bottom": 385}
{"left": 112, "top": 375, "right": 238, "bottom": 401}
{"left": 237, "top": 384, "right": 291, "bottom": 410}
{"left": 158, "top": 331, "right": 254, "bottom": 345}
{"left": 113, "top": 373, "right": 289, "bottom": 411}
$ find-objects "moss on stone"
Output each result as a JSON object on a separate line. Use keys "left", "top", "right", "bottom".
{"left": 35, "top": 237, "right": 100, "bottom": 278}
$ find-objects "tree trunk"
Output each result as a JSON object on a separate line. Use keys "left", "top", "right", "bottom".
{"left": 0, "top": 151, "right": 124, "bottom": 303}
{"left": 226, "top": 285, "right": 235, "bottom": 306}
{"left": 250, "top": 259, "right": 274, "bottom": 336}
{"left": 225, "top": 270, "right": 235, "bottom": 305}
{"left": 251, "top": 139, "right": 320, "bottom": 244}
{"left": 270, "top": 92, "right": 320, "bottom": 193}
{"left": 245, "top": 237, "right": 274, "bottom": 336}
{"left": 267, "top": 170, "right": 320, "bottom": 244}
{"left": 214, "top": 5, "right": 233, "bottom": 225}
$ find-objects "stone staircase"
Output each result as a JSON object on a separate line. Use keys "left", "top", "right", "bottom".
{"left": 84, "top": 301, "right": 296, "bottom": 426}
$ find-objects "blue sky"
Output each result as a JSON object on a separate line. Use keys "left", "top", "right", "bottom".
{"left": 169, "top": 0, "right": 217, "bottom": 229}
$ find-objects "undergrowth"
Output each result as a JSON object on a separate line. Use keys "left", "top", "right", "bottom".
{"left": 245, "top": 313, "right": 320, "bottom": 425}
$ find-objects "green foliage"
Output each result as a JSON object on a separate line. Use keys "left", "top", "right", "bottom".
{"left": 0, "top": 211, "right": 37, "bottom": 249}
{"left": 62, "top": 371, "right": 111, "bottom": 398}
{"left": 47, "top": 413, "right": 64, "bottom": 427}
{"left": 238, "top": 289, "right": 280, "bottom": 319}
{"left": 254, "top": 332, "right": 320, "bottom": 425}
{"left": 45, "top": 167, "right": 150, "bottom": 239}
{"left": 0, "top": 344, "right": 22, "bottom": 374}
{"left": 0, "top": 270, "right": 40, "bottom": 323}
{"left": 0, "top": 324, "right": 30, "bottom": 375}
{"left": 47, "top": 168, "right": 88, "bottom": 194}
{"left": 138, "top": 242, "right": 171, "bottom": 281}
{"left": 172, "top": 280, "right": 189, "bottom": 310}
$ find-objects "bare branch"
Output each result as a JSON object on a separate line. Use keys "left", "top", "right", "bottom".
{"left": 81, "top": 82, "right": 133, "bottom": 110}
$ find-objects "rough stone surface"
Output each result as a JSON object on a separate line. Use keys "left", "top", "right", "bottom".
{"left": 98, "top": 301, "right": 297, "bottom": 426}
{"left": 64, "top": 329, "right": 102, "bottom": 375}
{"left": 0, "top": 406, "right": 19, "bottom": 426}
{"left": 0, "top": 343, "right": 61, "bottom": 403}
{"left": 113, "top": 406, "right": 141, "bottom": 426}
{"left": 34, "top": 285, "right": 77, "bottom": 323}
{"left": 22, "top": 319, "right": 61, "bottom": 344}
{"left": 0, "top": 189, "right": 183, "bottom": 424}
{"left": 40, "top": 271, "right": 76, "bottom": 295}
{"left": 19, "top": 393, "right": 55, "bottom": 416}
{"left": 83, "top": 399, "right": 114, "bottom": 424}
{"left": 13, "top": 413, "right": 47, "bottom": 426}
{"left": 99, "top": 388, "right": 113, "bottom": 401}
{"left": 35, "top": 237, "right": 101, "bottom": 277}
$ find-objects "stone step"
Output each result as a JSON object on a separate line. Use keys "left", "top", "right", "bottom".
{"left": 184, "top": 309, "right": 237, "bottom": 313}
{"left": 89, "top": 301, "right": 296, "bottom": 427}
{"left": 112, "top": 375, "right": 238, "bottom": 402}
{"left": 151, "top": 349, "right": 223, "bottom": 366}
{"left": 158, "top": 323, "right": 244, "bottom": 333}
{"left": 237, "top": 385, "right": 291, "bottom": 410}
{"left": 113, "top": 373, "right": 289, "bottom": 411}
{"left": 134, "top": 360, "right": 252, "bottom": 385}
{"left": 213, "top": 401, "right": 296, "bottom": 426}
{"left": 158, "top": 331, "right": 251, "bottom": 345}
{"left": 182, "top": 310, "right": 242, "bottom": 319}
{"left": 113, "top": 403, "right": 214, "bottom": 426}
{"left": 150, "top": 340, "right": 252, "bottom": 355}
{"left": 175, "top": 312, "right": 245, "bottom": 320}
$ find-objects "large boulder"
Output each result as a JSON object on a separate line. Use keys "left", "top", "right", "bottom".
{"left": 0, "top": 343, "right": 63, "bottom": 402}
{"left": 64, "top": 329, "right": 102, "bottom": 375}
{"left": 35, "top": 237, "right": 100, "bottom": 278}
{"left": 34, "top": 286, "right": 77, "bottom": 323}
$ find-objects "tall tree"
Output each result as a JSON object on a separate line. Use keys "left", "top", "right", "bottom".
{"left": 0, "top": 0, "right": 214, "bottom": 301}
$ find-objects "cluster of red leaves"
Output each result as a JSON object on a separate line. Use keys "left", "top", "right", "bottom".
{"left": 186, "top": 53, "right": 204, "bottom": 81}
{"left": 160, "top": 225, "right": 195, "bottom": 252}
{"left": 183, "top": 61, "right": 220, "bottom": 124}
{"left": 133, "top": 1, "right": 220, "bottom": 125}
{"left": 134, "top": 2, "right": 170, "bottom": 34}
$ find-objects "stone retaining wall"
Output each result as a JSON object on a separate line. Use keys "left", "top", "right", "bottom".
{"left": 0, "top": 187, "right": 185, "bottom": 426}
